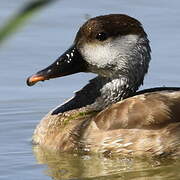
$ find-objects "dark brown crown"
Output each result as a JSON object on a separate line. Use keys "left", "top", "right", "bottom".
{"left": 75, "top": 14, "right": 146, "bottom": 45}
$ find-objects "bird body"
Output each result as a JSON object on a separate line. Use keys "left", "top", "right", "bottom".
{"left": 27, "top": 14, "right": 180, "bottom": 157}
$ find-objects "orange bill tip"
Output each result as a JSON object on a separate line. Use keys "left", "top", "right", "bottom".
{"left": 26, "top": 75, "right": 46, "bottom": 86}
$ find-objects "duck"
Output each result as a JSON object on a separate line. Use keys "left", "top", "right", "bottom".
{"left": 27, "top": 14, "right": 180, "bottom": 157}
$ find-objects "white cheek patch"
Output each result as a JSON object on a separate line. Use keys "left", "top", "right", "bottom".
{"left": 80, "top": 34, "right": 139, "bottom": 69}
{"left": 80, "top": 42, "right": 114, "bottom": 68}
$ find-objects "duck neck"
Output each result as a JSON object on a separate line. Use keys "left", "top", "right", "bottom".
{"left": 52, "top": 75, "right": 140, "bottom": 115}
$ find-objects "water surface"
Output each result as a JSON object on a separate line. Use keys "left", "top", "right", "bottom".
{"left": 1, "top": 0, "right": 180, "bottom": 179}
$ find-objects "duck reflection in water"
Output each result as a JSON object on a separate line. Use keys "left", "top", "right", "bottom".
{"left": 33, "top": 145, "right": 180, "bottom": 180}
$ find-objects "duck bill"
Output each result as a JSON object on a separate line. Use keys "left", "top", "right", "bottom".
{"left": 26, "top": 45, "right": 87, "bottom": 86}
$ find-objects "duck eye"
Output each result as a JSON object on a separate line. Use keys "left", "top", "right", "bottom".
{"left": 96, "top": 32, "right": 108, "bottom": 41}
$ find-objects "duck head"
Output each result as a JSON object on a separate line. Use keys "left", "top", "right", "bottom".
{"left": 27, "top": 14, "right": 151, "bottom": 87}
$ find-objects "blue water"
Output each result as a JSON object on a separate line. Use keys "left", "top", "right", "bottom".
{"left": 1, "top": 0, "right": 180, "bottom": 179}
